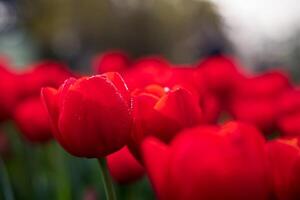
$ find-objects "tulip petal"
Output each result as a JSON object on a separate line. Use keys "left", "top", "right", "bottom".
{"left": 155, "top": 87, "right": 202, "bottom": 128}
{"left": 41, "top": 87, "right": 75, "bottom": 153}
{"left": 129, "top": 93, "right": 159, "bottom": 157}
{"left": 41, "top": 87, "right": 59, "bottom": 124}
{"left": 58, "top": 75, "right": 131, "bottom": 157}
{"left": 142, "top": 137, "right": 169, "bottom": 200}
{"left": 101, "top": 72, "right": 131, "bottom": 106}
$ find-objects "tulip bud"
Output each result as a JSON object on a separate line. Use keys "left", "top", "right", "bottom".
{"left": 41, "top": 72, "right": 132, "bottom": 158}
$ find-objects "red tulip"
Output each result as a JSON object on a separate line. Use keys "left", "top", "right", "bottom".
{"left": 196, "top": 55, "right": 243, "bottom": 96}
{"left": 277, "top": 114, "right": 300, "bottom": 137}
{"left": 229, "top": 70, "right": 291, "bottom": 134}
{"left": 93, "top": 50, "right": 131, "bottom": 74}
{"left": 277, "top": 89, "right": 300, "bottom": 115}
{"left": 165, "top": 67, "right": 201, "bottom": 95}
{"left": 0, "top": 60, "right": 20, "bottom": 121}
{"left": 230, "top": 99, "right": 277, "bottom": 133}
{"left": 107, "top": 146, "right": 145, "bottom": 184}
{"left": 198, "top": 92, "right": 221, "bottom": 123}
{"left": 266, "top": 137, "right": 300, "bottom": 200}
{"left": 129, "top": 85, "right": 202, "bottom": 157}
{"left": 13, "top": 97, "right": 52, "bottom": 143}
{"left": 166, "top": 67, "right": 221, "bottom": 123}
{"left": 277, "top": 89, "right": 300, "bottom": 136}
{"left": 41, "top": 72, "right": 132, "bottom": 158}
{"left": 21, "top": 60, "right": 74, "bottom": 98}
{"left": 234, "top": 70, "right": 291, "bottom": 100}
{"left": 142, "top": 121, "right": 269, "bottom": 200}
{"left": 122, "top": 56, "right": 171, "bottom": 90}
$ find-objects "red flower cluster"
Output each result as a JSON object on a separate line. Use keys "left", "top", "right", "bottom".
{"left": 142, "top": 122, "right": 269, "bottom": 200}
{"left": 0, "top": 58, "right": 74, "bottom": 143}
{"left": 1, "top": 51, "right": 300, "bottom": 199}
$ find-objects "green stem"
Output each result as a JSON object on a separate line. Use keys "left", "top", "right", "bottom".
{"left": 97, "top": 158, "right": 117, "bottom": 200}
{"left": 0, "top": 157, "right": 14, "bottom": 200}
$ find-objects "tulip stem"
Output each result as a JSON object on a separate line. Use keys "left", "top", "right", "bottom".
{"left": 0, "top": 157, "right": 14, "bottom": 200}
{"left": 97, "top": 158, "right": 117, "bottom": 200}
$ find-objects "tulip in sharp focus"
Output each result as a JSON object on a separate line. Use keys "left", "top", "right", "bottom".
{"left": 142, "top": 121, "right": 269, "bottom": 200}
{"left": 41, "top": 72, "right": 132, "bottom": 158}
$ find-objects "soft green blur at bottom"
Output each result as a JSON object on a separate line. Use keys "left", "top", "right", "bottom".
{"left": 0, "top": 121, "right": 155, "bottom": 200}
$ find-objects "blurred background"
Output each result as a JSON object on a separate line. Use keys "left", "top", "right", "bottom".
{"left": 0, "top": 0, "right": 228, "bottom": 68}
{"left": 0, "top": 0, "right": 297, "bottom": 79}
{"left": 1, "top": 0, "right": 300, "bottom": 199}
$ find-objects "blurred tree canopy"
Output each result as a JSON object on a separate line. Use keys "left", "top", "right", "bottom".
{"left": 19, "top": 0, "right": 230, "bottom": 67}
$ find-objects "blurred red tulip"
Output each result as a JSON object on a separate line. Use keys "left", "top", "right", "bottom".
{"left": 21, "top": 60, "right": 74, "bottom": 98}
{"left": 196, "top": 55, "right": 244, "bottom": 96}
{"left": 277, "top": 114, "right": 300, "bottom": 137}
{"left": 93, "top": 50, "right": 131, "bottom": 74}
{"left": 230, "top": 99, "right": 277, "bottom": 133}
{"left": 165, "top": 67, "right": 201, "bottom": 95}
{"left": 129, "top": 85, "right": 202, "bottom": 157}
{"left": 13, "top": 97, "right": 52, "bottom": 143}
{"left": 0, "top": 60, "right": 75, "bottom": 122}
{"left": 166, "top": 67, "right": 221, "bottom": 123}
{"left": 266, "top": 137, "right": 300, "bottom": 200}
{"left": 277, "top": 89, "right": 300, "bottom": 115}
{"left": 142, "top": 121, "right": 269, "bottom": 200}
{"left": 234, "top": 70, "right": 291, "bottom": 100}
{"left": 0, "top": 61, "right": 21, "bottom": 121}
{"left": 277, "top": 89, "right": 300, "bottom": 136}
{"left": 41, "top": 72, "right": 132, "bottom": 158}
{"left": 122, "top": 56, "right": 171, "bottom": 90}
{"left": 107, "top": 146, "right": 145, "bottom": 184}
{"left": 229, "top": 70, "right": 291, "bottom": 134}
{"left": 198, "top": 92, "right": 221, "bottom": 123}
